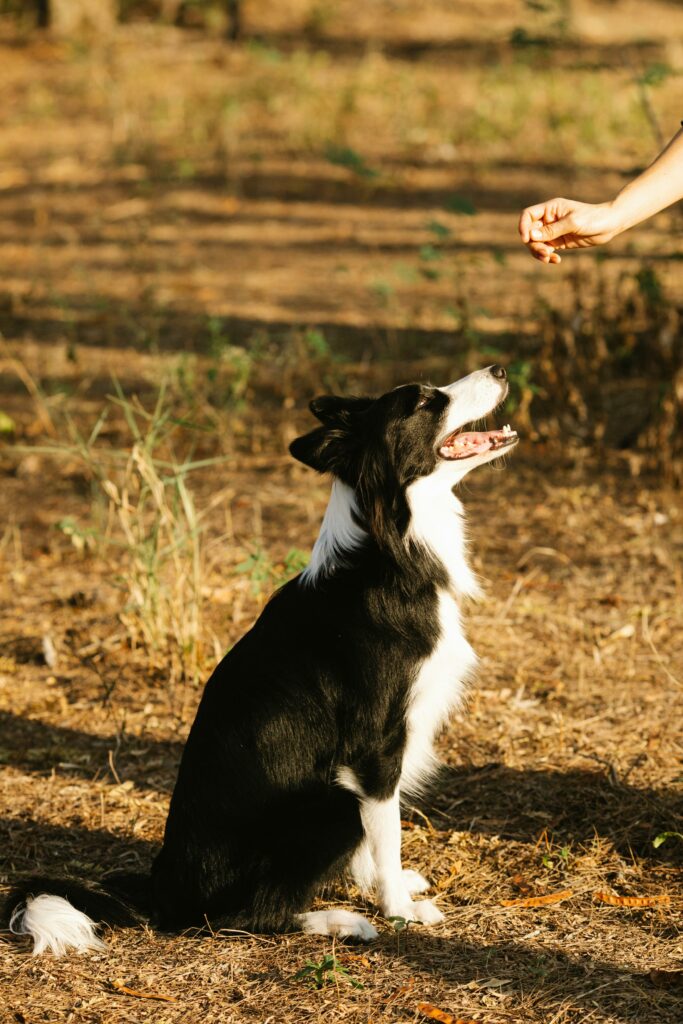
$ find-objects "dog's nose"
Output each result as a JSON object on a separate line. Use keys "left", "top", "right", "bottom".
{"left": 489, "top": 364, "right": 507, "bottom": 380}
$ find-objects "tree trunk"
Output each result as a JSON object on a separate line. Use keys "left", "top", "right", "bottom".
{"left": 49, "top": 0, "right": 117, "bottom": 37}
{"left": 35, "top": 0, "right": 50, "bottom": 28}
{"left": 226, "top": 0, "right": 241, "bottom": 40}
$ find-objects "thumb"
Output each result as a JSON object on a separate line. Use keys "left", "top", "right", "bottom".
{"left": 530, "top": 216, "right": 574, "bottom": 243}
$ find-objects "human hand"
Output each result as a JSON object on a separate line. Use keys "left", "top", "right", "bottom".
{"left": 518, "top": 198, "right": 622, "bottom": 264}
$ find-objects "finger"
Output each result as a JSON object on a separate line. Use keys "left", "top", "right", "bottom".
{"left": 530, "top": 246, "right": 551, "bottom": 264}
{"left": 519, "top": 202, "right": 553, "bottom": 242}
{"left": 531, "top": 247, "right": 562, "bottom": 266}
{"left": 530, "top": 215, "right": 574, "bottom": 244}
{"left": 518, "top": 211, "right": 532, "bottom": 243}
{"left": 528, "top": 240, "right": 556, "bottom": 259}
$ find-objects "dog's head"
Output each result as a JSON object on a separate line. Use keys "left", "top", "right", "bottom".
{"left": 290, "top": 367, "right": 518, "bottom": 561}
{"left": 291, "top": 365, "right": 517, "bottom": 486}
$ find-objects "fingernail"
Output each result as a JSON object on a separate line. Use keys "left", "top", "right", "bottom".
{"left": 530, "top": 229, "right": 542, "bottom": 241}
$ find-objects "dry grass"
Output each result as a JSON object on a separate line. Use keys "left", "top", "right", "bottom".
{"left": 1, "top": 451, "right": 682, "bottom": 1024}
{"left": 1, "top": 4, "right": 682, "bottom": 1023}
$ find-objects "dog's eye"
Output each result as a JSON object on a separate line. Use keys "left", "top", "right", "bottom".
{"left": 415, "top": 394, "right": 431, "bottom": 410}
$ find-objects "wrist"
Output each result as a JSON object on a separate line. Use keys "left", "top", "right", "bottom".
{"left": 603, "top": 197, "right": 630, "bottom": 238}
{"left": 608, "top": 181, "right": 661, "bottom": 236}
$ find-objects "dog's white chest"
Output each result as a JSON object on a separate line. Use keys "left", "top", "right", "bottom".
{"left": 400, "top": 590, "right": 476, "bottom": 797}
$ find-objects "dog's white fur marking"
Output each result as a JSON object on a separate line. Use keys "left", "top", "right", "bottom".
{"left": 301, "top": 479, "right": 366, "bottom": 585}
{"left": 401, "top": 589, "right": 477, "bottom": 797}
{"left": 349, "top": 840, "right": 376, "bottom": 892}
{"left": 349, "top": 841, "right": 430, "bottom": 896}
{"left": 406, "top": 466, "right": 481, "bottom": 600}
{"left": 298, "top": 908, "right": 378, "bottom": 940}
{"left": 10, "top": 895, "right": 106, "bottom": 956}
{"left": 402, "top": 869, "right": 431, "bottom": 895}
{"left": 403, "top": 453, "right": 480, "bottom": 796}
{"left": 335, "top": 765, "right": 365, "bottom": 796}
{"left": 440, "top": 370, "right": 507, "bottom": 448}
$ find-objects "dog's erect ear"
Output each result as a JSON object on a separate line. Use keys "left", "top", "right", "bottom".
{"left": 309, "top": 395, "right": 374, "bottom": 424}
{"left": 291, "top": 395, "right": 375, "bottom": 474}
{"left": 289, "top": 425, "right": 334, "bottom": 473}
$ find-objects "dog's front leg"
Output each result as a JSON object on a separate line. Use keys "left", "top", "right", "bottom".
{"left": 359, "top": 790, "right": 443, "bottom": 924}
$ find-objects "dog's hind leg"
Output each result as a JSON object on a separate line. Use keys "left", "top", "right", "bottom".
{"left": 207, "top": 786, "right": 368, "bottom": 937}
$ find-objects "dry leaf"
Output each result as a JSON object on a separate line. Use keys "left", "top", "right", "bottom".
{"left": 593, "top": 891, "right": 670, "bottom": 907}
{"left": 111, "top": 979, "right": 178, "bottom": 1003}
{"left": 343, "top": 953, "right": 371, "bottom": 968}
{"left": 382, "top": 977, "right": 415, "bottom": 1006}
{"left": 437, "top": 863, "right": 461, "bottom": 891}
{"left": 417, "top": 1003, "right": 477, "bottom": 1024}
{"left": 511, "top": 873, "right": 533, "bottom": 895}
{"left": 501, "top": 889, "right": 573, "bottom": 908}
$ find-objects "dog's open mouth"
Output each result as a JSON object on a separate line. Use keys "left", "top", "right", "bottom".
{"left": 439, "top": 423, "right": 518, "bottom": 460}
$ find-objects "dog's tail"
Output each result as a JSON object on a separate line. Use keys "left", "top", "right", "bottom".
{"left": 4, "top": 873, "right": 152, "bottom": 956}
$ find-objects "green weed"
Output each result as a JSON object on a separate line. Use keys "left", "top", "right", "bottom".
{"left": 30, "top": 380, "right": 227, "bottom": 684}
{"left": 324, "top": 145, "right": 379, "bottom": 180}
{"left": 236, "top": 546, "right": 309, "bottom": 595}
{"left": 294, "top": 953, "right": 364, "bottom": 990}
{"left": 653, "top": 832, "right": 683, "bottom": 849}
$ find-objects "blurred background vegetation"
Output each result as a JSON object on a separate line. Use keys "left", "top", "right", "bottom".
{"left": 1, "top": 0, "right": 681, "bottom": 485}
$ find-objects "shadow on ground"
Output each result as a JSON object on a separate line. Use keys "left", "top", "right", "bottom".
{"left": 0, "top": 815, "right": 154, "bottom": 878}
{"left": 396, "top": 931, "right": 683, "bottom": 1024}
{"left": 2, "top": 712, "right": 681, "bottom": 862}
{"left": 0, "top": 711, "right": 182, "bottom": 794}
{"left": 425, "top": 763, "right": 683, "bottom": 861}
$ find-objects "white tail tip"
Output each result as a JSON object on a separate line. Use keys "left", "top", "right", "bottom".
{"left": 10, "top": 894, "right": 107, "bottom": 956}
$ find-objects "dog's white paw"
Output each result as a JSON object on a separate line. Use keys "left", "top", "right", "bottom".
{"left": 386, "top": 899, "right": 444, "bottom": 926}
{"left": 402, "top": 869, "right": 431, "bottom": 895}
{"left": 298, "top": 909, "right": 378, "bottom": 941}
{"left": 407, "top": 899, "right": 444, "bottom": 925}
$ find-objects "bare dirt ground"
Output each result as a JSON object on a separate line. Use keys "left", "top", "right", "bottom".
{"left": 0, "top": 3, "right": 682, "bottom": 1022}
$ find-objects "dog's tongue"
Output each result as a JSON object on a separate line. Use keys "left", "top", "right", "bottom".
{"left": 440, "top": 429, "right": 507, "bottom": 460}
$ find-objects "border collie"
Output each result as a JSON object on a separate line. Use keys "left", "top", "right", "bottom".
{"left": 6, "top": 365, "right": 517, "bottom": 953}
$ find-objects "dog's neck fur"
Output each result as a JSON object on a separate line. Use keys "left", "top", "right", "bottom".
{"left": 405, "top": 465, "right": 481, "bottom": 599}
{"left": 301, "top": 479, "right": 366, "bottom": 585}
{"left": 301, "top": 470, "right": 481, "bottom": 599}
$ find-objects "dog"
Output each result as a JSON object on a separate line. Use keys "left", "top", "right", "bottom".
{"left": 6, "top": 365, "right": 517, "bottom": 953}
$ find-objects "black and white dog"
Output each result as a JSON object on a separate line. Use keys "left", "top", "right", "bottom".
{"left": 7, "top": 365, "right": 517, "bottom": 953}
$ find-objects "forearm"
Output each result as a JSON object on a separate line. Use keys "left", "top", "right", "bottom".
{"left": 609, "top": 128, "right": 683, "bottom": 233}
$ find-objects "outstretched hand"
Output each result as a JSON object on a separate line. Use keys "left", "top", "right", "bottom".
{"left": 518, "top": 198, "right": 622, "bottom": 264}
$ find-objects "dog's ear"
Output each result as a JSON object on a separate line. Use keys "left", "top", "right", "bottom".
{"left": 288, "top": 393, "right": 374, "bottom": 473}
{"left": 289, "top": 423, "right": 360, "bottom": 475}
{"left": 289, "top": 425, "right": 335, "bottom": 473}
{"left": 291, "top": 395, "right": 374, "bottom": 474}
{"left": 309, "top": 395, "right": 374, "bottom": 424}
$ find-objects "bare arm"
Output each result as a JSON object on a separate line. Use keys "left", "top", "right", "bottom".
{"left": 519, "top": 127, "right": 683, "bottom": 264}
